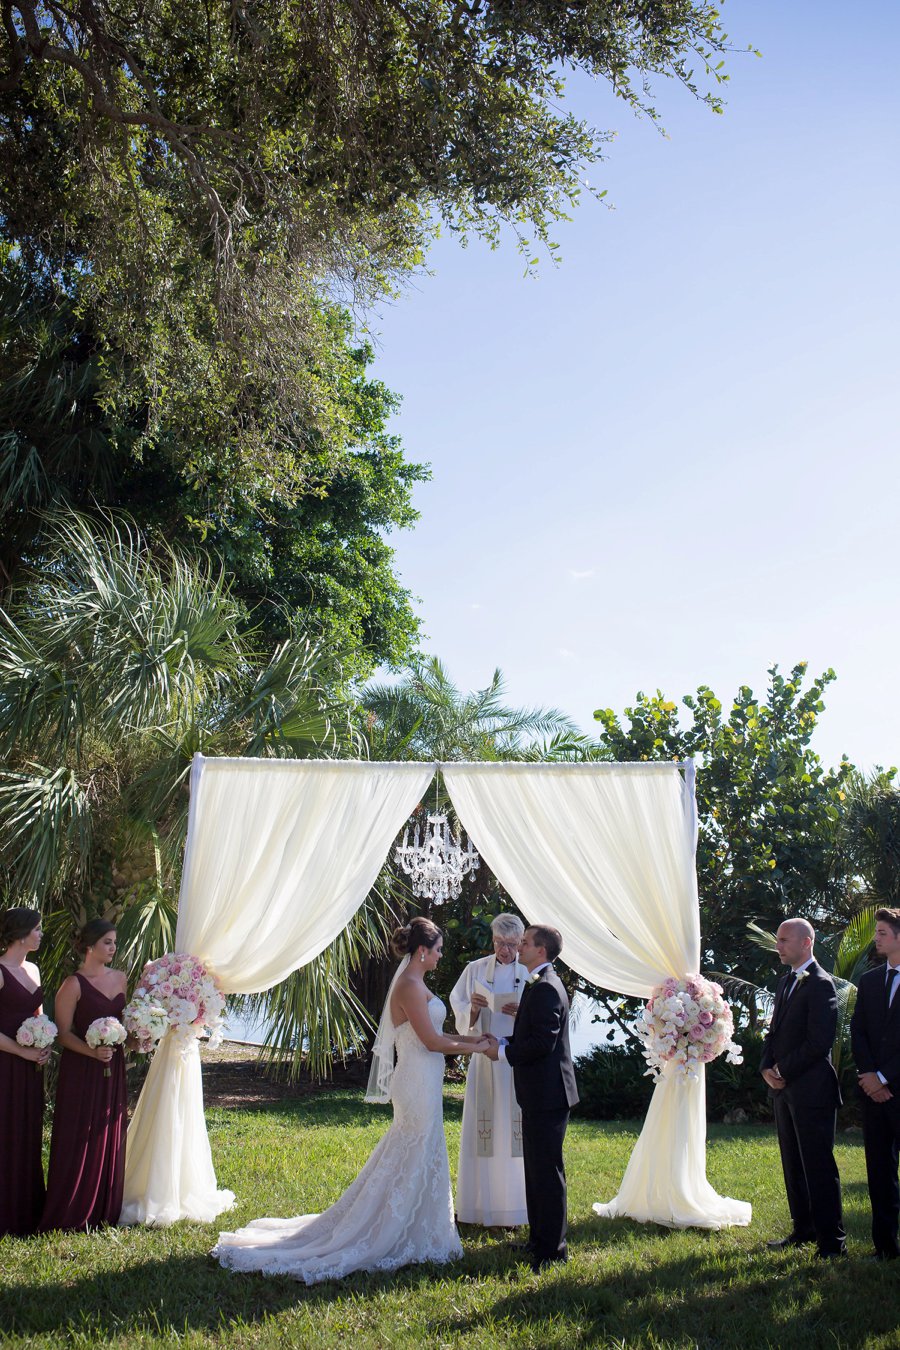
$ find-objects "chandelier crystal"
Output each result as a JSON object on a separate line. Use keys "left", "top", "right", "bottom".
{"left": 394, "top": 813, "right": 480, "bottom": 904}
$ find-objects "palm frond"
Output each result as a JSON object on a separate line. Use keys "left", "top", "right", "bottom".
{"left": 708, "top": 971, "right": 775, "bottom": 1018}
{"left": 237, "top": 890, "right": 394, "bottom": 1080}
{"left": 0, "top": 764, "right": 92, "bottom": 901}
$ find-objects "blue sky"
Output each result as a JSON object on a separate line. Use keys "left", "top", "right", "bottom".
{"left": 367, "top": 0, "right": 899, "bottom": 774}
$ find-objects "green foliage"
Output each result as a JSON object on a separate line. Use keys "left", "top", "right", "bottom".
{"left": 0, "top": 511, "right": 374, "bottom": 1047}
{"left": 1, "top": 2, "right": 735, "bottom": 410}
{"left": 0, "top": 267, "right": 427, "bottom": 672}
{"left": 363, "top": 656, "right": 588, "bottom": 763}
{"left": 573, "top": 1033, "right": 771, "bottom": 1124}
{"left": 594, "top": 663, "right": 854, "bottom": 997}
{"left": 837, "top": 772, "right": 900, "bottom": 908}
{"left": 571, "top": 1043, "right": 653, "bottom": 1121}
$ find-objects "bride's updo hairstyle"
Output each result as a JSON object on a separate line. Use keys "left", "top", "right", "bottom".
{"left": 75, "top": 917, "right": 116, "bottom": 956}
{"left": 0, "top": 906, "right": 41, "bottom": 950}
{"left": 391, "top": 916, "right": 441, "bottom": 961}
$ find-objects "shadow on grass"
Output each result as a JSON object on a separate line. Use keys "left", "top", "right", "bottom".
{"left": 432, "top": 1246, "right": 900, "bottom": 1350}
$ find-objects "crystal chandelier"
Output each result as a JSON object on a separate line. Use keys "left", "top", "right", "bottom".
{"left": 394, "top": 813, "right": 480, "bottom": 904}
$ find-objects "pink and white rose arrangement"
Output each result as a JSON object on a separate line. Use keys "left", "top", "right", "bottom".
{"left": 16, "top": 1014, "right": 58, "bottom": 1068}
{"left": 124, "top": 953, "right": 225, "bottom": 1054}
{"left": 636, "top": 975, "right": 743, "bottom": 1082}
{"left": 85, "top": 1015, "right": 127, "bottom": 1076}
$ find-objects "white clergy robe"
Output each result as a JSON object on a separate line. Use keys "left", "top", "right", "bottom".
{"left": 449, "top": 954, "right": 527, "bottom": 1226}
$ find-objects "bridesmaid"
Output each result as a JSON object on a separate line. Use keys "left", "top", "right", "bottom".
{"left": 41, "top": 919, "right": 128, "bottom": 1232}
{"left": 0, "top": 906, "right": 49, "bottom": 1235}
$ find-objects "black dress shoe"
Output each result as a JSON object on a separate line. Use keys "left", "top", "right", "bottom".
{"left": 872, "top": 1249, "right": 899, "bottom": 1262}
{"left": 766, "top": 1234, "right": 815, "bottom": 1250}
{"left": 530, "top": 1257, "right": 567, "bottom": 1273}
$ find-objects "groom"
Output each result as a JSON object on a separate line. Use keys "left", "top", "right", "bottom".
{"left": 486, "top": 924, "right": 578, "bottom": 1270}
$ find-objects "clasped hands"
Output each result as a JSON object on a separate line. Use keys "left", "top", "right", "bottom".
{"left": 761, "top": 1066, "right": 786, "bottom": 1091}
{"left": 472, "top": 1032, "right": 500, "bottom": 1061}
{"left": 858, "top": 1071, "right": 893, "bottom": 1103}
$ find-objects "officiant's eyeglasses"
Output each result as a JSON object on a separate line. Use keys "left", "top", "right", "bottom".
{"left": 493, "top": 939, "right": 520, "bottom": 950}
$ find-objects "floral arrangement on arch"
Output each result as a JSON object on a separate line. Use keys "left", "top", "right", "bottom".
{"left": 124, "top": 953, "right": 226, "bottom": 1054}
{"left": 635, "top": 975, "right": 743, "bottom": 1082}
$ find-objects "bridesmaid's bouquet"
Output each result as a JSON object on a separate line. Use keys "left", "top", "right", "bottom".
{"left": 125, "top": 953, "right": 226, "bottom": 1054}
{"left": 636, "top": 975, "right": 743, "bottom": 1082}
{"left": 85, "top": 1016, "right": 127, "bottom": 1076}
{"left": 122, "top": 992, "right": 170, "bottom": 1054}
{"left": 16, "top": 1014, "right": 58, "bottom": 1069}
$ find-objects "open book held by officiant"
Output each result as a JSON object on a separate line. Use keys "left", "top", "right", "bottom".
{"left": 473, "top": 981, "right": 521, "bottom": 1016}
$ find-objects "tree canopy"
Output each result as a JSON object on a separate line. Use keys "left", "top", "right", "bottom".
{"left": 2, "top": 1, "right": 735, "bottom": 468}
{"left": 0, "top": 263, "right": 427, "bottom": 667}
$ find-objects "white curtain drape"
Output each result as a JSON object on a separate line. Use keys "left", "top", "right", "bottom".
{"left": 121, "top": 755, "right": 434, "bottom": 1226}
{"left": 442, "top": 761, "right": 751, "bottom": 1229}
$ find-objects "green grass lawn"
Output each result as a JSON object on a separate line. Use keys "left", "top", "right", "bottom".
{"left": 1, "top": 1087, "right": 897, "bottom": 1350}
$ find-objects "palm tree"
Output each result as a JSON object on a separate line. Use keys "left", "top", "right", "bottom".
{"left": 837, "top": 772, "right": 900, "bottom": 910}
{"left": 0, "top": 509, "right": 382, "bottom": 1075}
{"left": 362, "top": 656, "right": 595, "bottom": 764}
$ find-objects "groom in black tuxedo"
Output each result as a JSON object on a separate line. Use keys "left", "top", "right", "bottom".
{"left": 850, "top": 906, "right": 900, "bottom": 1260}
{"left": 486, "top": 924, "right": 578, "bottom": 1271}
{"left": 760, "top": 917, "right": 846, "bottom": 1258}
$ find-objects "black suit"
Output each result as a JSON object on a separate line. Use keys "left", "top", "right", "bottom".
{"left": 504, "top": 964, "right": 578, "bottom": 1266}
{"left": 850, "top": 964, "right": 900, "bottom": 1257}
{"left": 760, "top": 960, "right": 845, "bottom": 1255}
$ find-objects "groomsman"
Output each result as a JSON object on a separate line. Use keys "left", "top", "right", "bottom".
{"left": 761, "top": 917, "right": 846, "bottom": 1258}
{"left": 850, "top": 907, "right": 900, "bottom": 1260}
{"left": 486, "top": 924, "right": 578, "bottom": 1271}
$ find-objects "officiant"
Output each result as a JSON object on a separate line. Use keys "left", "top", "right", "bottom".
{"left": 449, "top": 913, "right": 528, "bottom": 1227}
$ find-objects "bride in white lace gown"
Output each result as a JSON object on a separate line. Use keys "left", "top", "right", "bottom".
{"left": 214, "top": 918, "right": 491, "bottom": 1284}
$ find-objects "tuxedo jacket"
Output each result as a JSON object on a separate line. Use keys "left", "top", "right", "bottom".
{"left": 761, "top": 961, "right": 841, "bottom": 1108}
{"left": 505, "top": 965, "right": 579, "bottom": 1112}
{"left": 850, "top": 965, "right": 900, "bottom": 1091}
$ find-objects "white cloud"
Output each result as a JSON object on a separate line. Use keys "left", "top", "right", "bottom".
{"left": 568, "top": 568, "right": 595, "bottom": 581}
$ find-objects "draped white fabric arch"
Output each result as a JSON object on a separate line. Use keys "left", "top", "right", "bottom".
{"left": 122, "top": 753, "right": 750, "bottom": 1230}
{"left": 121, "top": 756, "right": 434, "bottom": 1226}
{"left": 443, "top": 761, "right": 750, "bottom": 1228}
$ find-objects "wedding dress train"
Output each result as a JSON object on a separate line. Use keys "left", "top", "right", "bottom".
{"left": 214, "top": 997, "right": 463, "bottom": 1283}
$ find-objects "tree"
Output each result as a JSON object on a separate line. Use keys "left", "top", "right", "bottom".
{"left": 593, "top": 663, "right": 854, "bottom": 1002}
{"left": 0, "top": 264, "right": 428, "bottom": 671}
{"left": 837, "top": 772, "right": 900, "bottom": 909}
{"left": 1, "top": 2, "right": 737, "bottom": 467}
{"left": 0, "top": 509, "right": 387, "bottom": 1074}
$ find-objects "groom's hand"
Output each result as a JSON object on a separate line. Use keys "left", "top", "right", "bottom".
{"left": 482, "top": 1034, "right": 500, "bottom": 1061}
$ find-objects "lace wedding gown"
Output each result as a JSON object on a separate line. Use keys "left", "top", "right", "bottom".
{"left": 214, "top": 997, "right": 463, "bottom": 1283}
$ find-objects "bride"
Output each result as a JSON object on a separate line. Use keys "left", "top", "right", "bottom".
{"left": 214, "top": 917, "right": 492, "bottom": 1283}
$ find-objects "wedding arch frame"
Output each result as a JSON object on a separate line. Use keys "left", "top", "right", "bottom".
{"left": 121, "top": 755, "right": 750, "bottom": 1230}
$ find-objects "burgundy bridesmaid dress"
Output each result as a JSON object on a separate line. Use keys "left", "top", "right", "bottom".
{"left": 0, "top": 965, "right": 46, "bottom": 1235}
{"left": 41, "top": 974, "right": 127, "bottom": 1232}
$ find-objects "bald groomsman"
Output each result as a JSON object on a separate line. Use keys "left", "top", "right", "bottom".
{"left": 761, "top": 917, "right": 846, "bottom": 1259}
